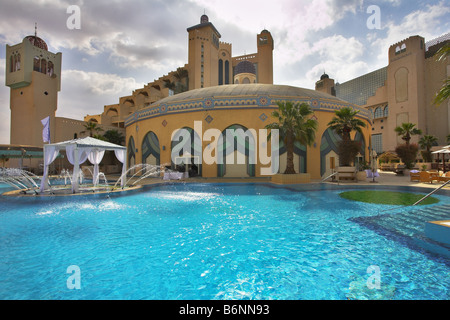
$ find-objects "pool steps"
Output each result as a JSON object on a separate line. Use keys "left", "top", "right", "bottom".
{"left": 350, "top": 204, "right": 450, "bottom": 260}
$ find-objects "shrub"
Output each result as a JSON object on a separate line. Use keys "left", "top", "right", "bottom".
{"left": 395, "top": 143, "right": 419, "bottom": 169}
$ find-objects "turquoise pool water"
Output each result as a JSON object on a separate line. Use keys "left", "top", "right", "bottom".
{"left": 0, "top": 183, "right": 449, "bottom": 300}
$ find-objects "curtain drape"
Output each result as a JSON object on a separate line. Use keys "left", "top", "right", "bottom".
{"left": 88, "top": 149, "right": 105, "bottom": 186}
{"left": 39, "top": 146, "right": 60, "bottom": 192}
{"left": 66, "top": 145, "right": 91, "bottom": 192}
{"left": 114, "top": 149, "right": 126, "bottom": 188}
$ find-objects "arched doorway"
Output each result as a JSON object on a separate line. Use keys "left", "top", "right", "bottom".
{"left": 217, "top": 124, "right": 256, "bottom": 177}
{"left": 128, "top": 136, "right": 136, "bottom": 173}
{"left": 142, "top": 131, "right": 160, "bottom": 171}
{"left": 320, "top": 128, "right": 342, "bottom": 178}
{"left": 171, "top": 127, "right": 202, "bottom": 176}
{"left": 278, "top": 140, "right": 307, "bottom": 174}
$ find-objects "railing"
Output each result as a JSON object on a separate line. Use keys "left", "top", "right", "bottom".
{"left": 413, "top": 179, "right": 450, "bottom": 206}
{"left": 321, "top": 172, "right": 338, "bottom": 183}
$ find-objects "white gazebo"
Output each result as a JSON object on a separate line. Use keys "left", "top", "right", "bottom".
{"left": 40, "top": 137, "right": 127, "bottom": 193}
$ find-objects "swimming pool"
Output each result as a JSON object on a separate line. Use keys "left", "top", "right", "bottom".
{"left": 0, "top": 183, "right": 449, "bottom": 300}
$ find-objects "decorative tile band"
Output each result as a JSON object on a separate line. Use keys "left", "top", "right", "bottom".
{"left": 125, "top": 95, "right": 370, "bottom": 127}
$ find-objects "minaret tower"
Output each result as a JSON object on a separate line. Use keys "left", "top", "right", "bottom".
{"left": 5, "top": 25, "right": 62, "bottom": 147}
{"left": 187, "top": 14, "right": 221, "bottom": 89}
{"left": 256, "top": 29, "right": 274, "bottom": 84}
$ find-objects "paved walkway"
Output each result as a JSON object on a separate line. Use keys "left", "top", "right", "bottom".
{"left": 112, "top": 171, "right": 449, "bottom": 191}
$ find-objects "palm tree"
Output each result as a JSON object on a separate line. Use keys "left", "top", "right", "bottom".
{"left": 265, "top": 101, "right": 318, "bottom": 174}
{"left": 394, "top": 123, "right": 422, "bottom": 146}
{"left": 327, "top": 107, "right": 366, "bottom": 141}
{"left": 103, "top": 129, "right": 125, "bottom": 145}
{"left": 327, "top": 107, "right": 366, "bottom": 166}
{"left": 81, "top": 121, "right": 103, "bottom": 137}
{"left": 434, "top": 44, "right": 450, "bottom": 106}
{"left": 419, "top": 135, "right": 438, "bottom": 152}
{"left": 419, "top": 134, "right": 438, "bottom": 162}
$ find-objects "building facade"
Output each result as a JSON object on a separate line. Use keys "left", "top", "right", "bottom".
{"left": 5, "top": 32, "right": 125, "bottom": 171}
{"left": 84, "top": 15, "right": 274, "bottom": 128}
{"left": 316, "top": 33, "right": 450, "bottom": 155}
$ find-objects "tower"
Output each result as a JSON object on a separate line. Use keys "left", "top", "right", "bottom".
{"left": 5, "top": 29, "right": 62, "bottom": 147}
{"left": 386, "top": 35, "right": 426, "bottom": 147}
{"left": 315, "top": 73, "right": 336, "bottom": 96}
{"left": 256, "top": 29, "right": 274, "bottom": 84}
{"left": 187, "top": 14, "right": 221, "bottom": 89}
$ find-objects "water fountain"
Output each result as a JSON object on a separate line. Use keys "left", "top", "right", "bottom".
{"left": 0, "top": 168, "right": 41, "bottom": 194}
{"left": 109, "top": 163, "right": 176, "bottom": 192}
{"left": 0, "top": 163, "right": 185, "bottom": 196}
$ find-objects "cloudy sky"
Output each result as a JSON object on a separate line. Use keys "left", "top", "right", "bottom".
{"left": 0, "top": 0, "right": 449, "bottom": 144}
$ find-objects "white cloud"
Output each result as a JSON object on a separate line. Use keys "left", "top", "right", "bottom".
{"left": 371, "top": 2, "right": 450, "bottom": 63}
{"left": 305, "top": 35, "right": 368, "bottom": 84}
{"left": 58, "top": 70, "right": 141, "bottom": 119}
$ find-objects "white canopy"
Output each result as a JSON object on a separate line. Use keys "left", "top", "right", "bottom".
{"left": 40, "top": 137, "right": 127, "bottom": 193}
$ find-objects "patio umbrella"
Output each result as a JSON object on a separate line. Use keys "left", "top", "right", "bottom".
{"left": 432, "top": 148, "right": 450, "bottom": 173}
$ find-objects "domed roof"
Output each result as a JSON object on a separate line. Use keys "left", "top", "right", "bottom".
{"left": 126, "top": 84, "right": 371, "bottom": 127}
{"left": 200, "top": 14, "right": 209, "bottom": 24}
{"left": 153, "top": 84, "right": 347, "bottom": 105}
{"left": 320, "top": 73, "right": 329, "bottom": 80}
{"left": 235, "top": 60, "right": 256, "bottom": 75}
{"left": 24, "top": 35, "right": 48, "bottom": 51}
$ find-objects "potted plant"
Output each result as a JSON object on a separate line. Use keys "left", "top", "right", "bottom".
{"left": 356, "top": 160, "right": 370, "bottom": 181}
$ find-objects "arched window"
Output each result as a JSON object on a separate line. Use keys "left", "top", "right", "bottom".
{"left": 33, "top": 56, "right": 40, "bottom": 72}
{"left": 242, "top": 77, "right": 250, "bottom": 84}
{"left": 15, "top": 54, "right": 21, "bottom": 71}
{"left": 225, "top": 60, "right": 230, "bottom": 84}
{"left": 128, "top": 136, "right": 136, "bottom": 169}
{"left": 9, "top": 55, "right": 13, "bottom": 73}
{"left": 47, "top": 61, "right": 54, "bottom": 76}
{"left": 218, "top": 59, "right": 223, "bottom": 85}
{"left": 384, "top": 105, "right": 389, "bottom": 117}
{"left": 40, "top": 59, "right": 47, "bottom": 74}
{"left": 400, "top": 43, "right": 406, "bottom": 53}
{"left": 374, "top": 107, "right": 383, "bottom": 119}
{"left": 142, "top": 131, "right": 160, "bottom": 168}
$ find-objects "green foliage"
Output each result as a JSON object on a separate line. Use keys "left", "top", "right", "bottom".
{"left": 395, "top": 143, "right": 419, "bottom": 169}
{"left": 81, "top": 121, "right": 103, "bottom": 137}
{"left": 394, "top": 123, "right": 422, "bottom": 146}
{"left": 433, "top": 44, "right": 450, "bottom": 106}
{"left": 327, "top": 107, "right": 366, "bottom": 141}
{"left": 338, "top": 140, "right": 361, "bottom": 166}
{"left": 265, "top": 101, "right": 318, "bottom": 174}
{"left": 339, "top": 190, "right": 439, "bottom": 205}
{"left": 103, "top": 129, "right": 125, "bottom": 145}
{"left": 419, "top": 134, "right": 437, "bottom": 162}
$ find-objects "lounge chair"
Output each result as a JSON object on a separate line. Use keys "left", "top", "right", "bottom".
{"left": 410, "top": 171, "right": 420, "bottom": 182}
{"left": 429, "top": 171, "right": 440, "bottom": 183}
{"left": 419, "top": 171, "right": 432, "bottom": 183}
{"left": 438, "top": 172, "right": 450, "bottom": 183}
{"left": 395, "top": 165, "right": 405, "bottom": 175}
